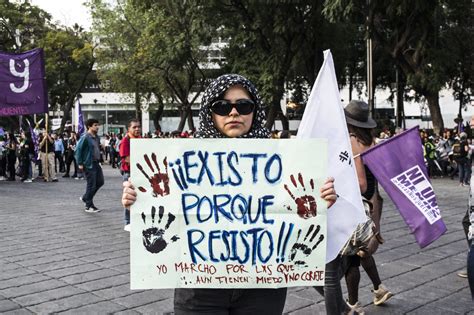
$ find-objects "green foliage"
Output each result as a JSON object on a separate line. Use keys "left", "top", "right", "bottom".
{"left": 441, "top": 0, "right": 473, "bottom": 110}
{"left": 90, "top": 0, "right": 212, "bottom": 129}
{"left": 323, "top": 0, "right": 472, "bottom": 133}
{"left": 204, "top": 1, "right": 328, "bottom": 127}
{"left": 0, "top": 0, "right": 51, "bottom": 51}
{"left": 38, "top": 27, "right": 95, "bottom": 112}
{"left": 89, "top": 0, "right": 144, "bottom": 93}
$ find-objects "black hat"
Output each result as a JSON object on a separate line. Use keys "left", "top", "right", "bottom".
{"left": 344, "top": 100, "right": 377, "bottom": 129}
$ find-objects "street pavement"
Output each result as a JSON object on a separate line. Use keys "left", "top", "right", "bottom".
{"left": 0, "top": 165, "right": 473, "bottom": 314}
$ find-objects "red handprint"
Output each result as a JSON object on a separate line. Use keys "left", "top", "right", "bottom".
{"left": 136, "top": 153, "right": 170, "bottom": 197}
{"left": 284, "top": 173, "right": 317, "bottom": 219}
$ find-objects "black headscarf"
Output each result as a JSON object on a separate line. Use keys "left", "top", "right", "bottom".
{"left": 195, "top": 74, "right": 270, "bottom": 139}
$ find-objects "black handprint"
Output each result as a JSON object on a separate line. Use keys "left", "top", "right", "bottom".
{"left": 142, "top": 205, "right": 179, "bottom": 254}
{"left": 137, "top": 154, "right": 170, "bottom": 197}
{"left": 289, "top": 224, "right": 325, "bottom": 267}
{"left": 284, "top": 173, "right": 317, "bottom": 219}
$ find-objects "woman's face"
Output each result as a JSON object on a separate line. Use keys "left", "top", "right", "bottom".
{"left": 212, "top": 85, "right": 254, "bottom": 138}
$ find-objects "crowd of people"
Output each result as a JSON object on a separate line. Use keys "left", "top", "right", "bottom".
{"left": 0, "top": 127, "right": 206, "bottom": 183}
{"left": 1, "top": 73, "right": 473, "bottom": 314}
{"left": 421, "top": 128, "right": 473, "bottom": 186}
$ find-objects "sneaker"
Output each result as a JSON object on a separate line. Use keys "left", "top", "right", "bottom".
{"left": 372, "top": 284, "right": 393, "bottom": 306}
{"left": 23, "top": 179, "right": 33, "bottom": 183}
{"left": 62, "top": 174, "right": 70, "bottom": 178}
{"left": 457, "top": 270, "right": 468, "bottom": 278}
{"left": 90, "top": 205, "right": 99, "bottom": 211}
{"left": 0, "top": 176, "right": 5, "bottom": 181}
{"left": 124, "top": 224, "right": 130, "bottom": 232}
{"left": 85, "top": 206, "right": 101, "bottom": 213}
{"left": 346, "top": 301, "right": 365, "bottom": 315}
{"left": 52, "top": 178, "right": 58, "bottom": 182}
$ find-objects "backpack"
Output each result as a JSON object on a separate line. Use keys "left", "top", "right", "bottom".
{"left": 452, "top": 140, "right": 467, "bottom": 159}
{"left": 340, "top": 198, "right": 382, "bottom": 257}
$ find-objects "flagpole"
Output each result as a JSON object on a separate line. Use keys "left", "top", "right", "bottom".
{"left": 45, "top": 113, "right": 49, "bottom": 179}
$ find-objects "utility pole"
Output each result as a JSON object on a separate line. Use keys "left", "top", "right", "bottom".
{"left": 366, "top": 0, "right": 374, "bottom": 119}
{"left": 395, "top": 66, "right": 405, "bottom": 128}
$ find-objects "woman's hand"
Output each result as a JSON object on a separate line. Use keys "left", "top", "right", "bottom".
{"left": 122, "top": 179, "right": 137, "bottom": 208}
{"left": 320, "top": 177, "right": 337, "bottom": 208}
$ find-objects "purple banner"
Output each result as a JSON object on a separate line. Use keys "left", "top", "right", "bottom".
{"left": 361, "top": 126, "right": 447, "bottom": 248}
{"left": 0, "top": 48, "right": 48, "bottom": 116}
{"left": 26, "top": 119, "right": 39, "bottom": 162}
{"left": 76, "top": 98, "right": 85, "bottom": 136}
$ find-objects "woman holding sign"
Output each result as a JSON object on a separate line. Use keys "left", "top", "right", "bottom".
{"left": 122, "top": 74, "right": 337, "bottom": 314}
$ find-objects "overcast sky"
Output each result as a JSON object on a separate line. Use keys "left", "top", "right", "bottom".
{"left": 30, "top": 0, "right": 92, "bottom": 30}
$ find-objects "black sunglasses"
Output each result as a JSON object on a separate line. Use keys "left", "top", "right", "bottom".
{"left": 210, "top": 99, "right": 255, "bottom": 116}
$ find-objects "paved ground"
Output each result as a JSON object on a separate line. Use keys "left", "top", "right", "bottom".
{"left": 0, "top": 165, "right": 473, "bottom": 314}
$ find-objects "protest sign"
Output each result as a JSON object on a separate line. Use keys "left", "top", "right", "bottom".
{"left": 362, "top": 126, "right": 447, "bottom": 247}
{"left": 130, "top": 139, "right": 327, "bottom": 289}
{"left": 0, "top": 48, "right": 48, "bottom": 116}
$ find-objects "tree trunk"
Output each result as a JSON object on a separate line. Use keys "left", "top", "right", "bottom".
{"left": 265, "top": 103, "right": 278, "bottom": 130}
{"left": 135, "top": 92, "right": 142, "bottom": 122}
{"left": 153, "top": 103, "right": 164, "bottom": 132}
{"left": 279, "top": 112, "right": 289, "bottom": 131}
{"left": 396, "top": 68, "right": 404, "bottom": 128}
{"left": 60, "top": 97, "right": 75, "bottom": 134}
{"left": 266, "top": 102, "right": 288, "bottom": 131}
{"left": 348, "top": 70, "right": 354, "bottom": 102}
{"left": 177, "top": 105, "right": 189, "bottom": 132}
{"left": 265, "top": 78, "right": 286, "bottom": 131}
{"left": 424, "top": 90, "right": 444, "bottom": 135}
{"left": 186, "top": 106, "right": 195, "bottom": 131}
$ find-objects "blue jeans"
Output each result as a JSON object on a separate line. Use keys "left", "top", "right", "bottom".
{"left": 123, "top": 171, "right": 130, "bottom": 224}
{"left": 174, "top": 288, "right": 287, "bottom": 314}
{"left": 82, "top": 161, "right": 104, "bottom": 207}
{"left": 458, "top": 158, "right": 469, "bottom": 184}
{"left": 468, "top": 244, "right": 474, "bottom": 300}
{"left": 314, "top": 255, "right": 346, "bottom": 315}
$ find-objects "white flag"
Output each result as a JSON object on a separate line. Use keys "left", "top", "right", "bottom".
{"left": 297, "top": 50, "right": 366, "bottom": 262}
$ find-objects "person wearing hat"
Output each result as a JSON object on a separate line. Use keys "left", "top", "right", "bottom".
{"left": 343, "top": 100, "right": 393, "bottom": 313}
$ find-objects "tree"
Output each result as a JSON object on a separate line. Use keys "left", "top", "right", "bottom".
{"left": 323, "top": 0, "right": 470, "bottom": 134}
{"left": 132, "top": 0, "right": 213, "bottom": 131}
{"left": 206, "top": 1, "right": 362, "bottom": 130}
{"left": 91, "top": 0, "right": 211, "bottom": 132}
{"left": 442, "top": 0, "right": 473, "bottom": 122}
{"left": 38, "top": 25, "right": 95, "bottom": 132}
{"left": 208, "top": 1, "right": 322, "bottom": 130}
{"left": 89, "top": 0, "right": 147, "bottom": 122}
{"left": 0, "top": 0, "right": 51, "bottom": 52}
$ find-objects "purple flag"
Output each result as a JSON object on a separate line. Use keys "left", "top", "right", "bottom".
{"left": 75, "top": 98, "right": 85, "bottom": 136}
{"left": 26, "top": 119, "right": 39, "bottom": 162}
{"left": 0, "top": 48, "right": 48, "bottom": 116}
{"left": 361, "top": 126, "right": 447, "bottom": 248}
